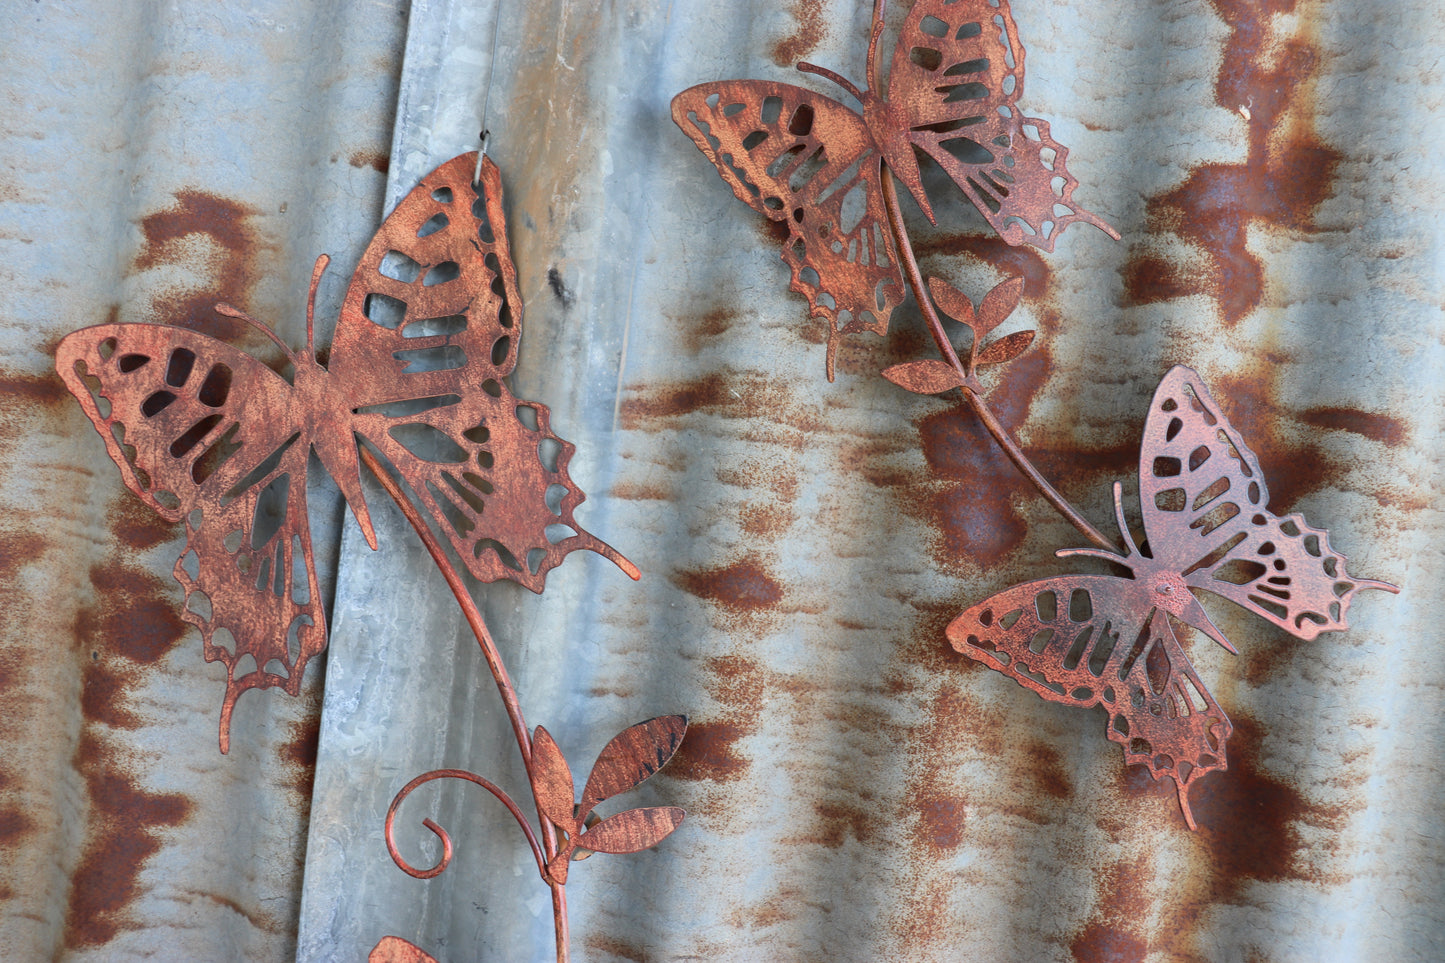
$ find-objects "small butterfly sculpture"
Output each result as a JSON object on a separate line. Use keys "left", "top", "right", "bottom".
{"left": 56, "top": 153, "right": 638, "bottom": 752}
{"left": 671, "top": 0, "right": 1118, "bottom": 379}
{"left": 946, "top": 366, "right": 1398, "bottom": 827}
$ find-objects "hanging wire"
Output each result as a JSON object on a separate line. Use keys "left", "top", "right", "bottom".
{"left": 473, "top": 0, "right": 506, "bottom": 185}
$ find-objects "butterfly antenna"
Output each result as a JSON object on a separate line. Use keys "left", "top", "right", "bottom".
{"left": 215, "top": 303, "right": 297, "bottom": 362}
{"left": 866, "top": 1, "right": 887, "bottom": 93}
{"left": 307, "top": 253, "right": 329, "bottom": 360}
{"left": 1110, "top": 481, "right": 1141, "bottom": 558}
{"left": 796, "top": 62, "right": 865, "bottom": 104}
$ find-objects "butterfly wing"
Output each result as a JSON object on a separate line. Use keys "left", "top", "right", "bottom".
{"left": 880, "top": 0, "right": 1116, "bottom": 249}
{"left": 56, "top": 326, "right": 325, "bottom": 751}
{"left": 672, "top": 81, "right": 906, "bottom": 380}
{"left": 947, "top": 575, "right": 1231, "bottom": 827}
{"left": 333, "top": 153, "right": 635, "bottom": 591}
{"left": 1139, "top": 366, "right": 1394, "bottom": 641}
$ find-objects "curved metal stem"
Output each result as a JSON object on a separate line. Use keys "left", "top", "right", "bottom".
{"left": 358, "top": 444, "right": 570, "bottom": 962}
{"left": 385, "top": 768, "right": 546, "bottom": 878}
{"left": 877, "top": 167, "right": 1117, "bottom": 553}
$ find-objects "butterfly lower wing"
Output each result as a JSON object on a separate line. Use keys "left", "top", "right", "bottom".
{"left": 56, "top": 324, "right": 326, "bottom": 750}
{"left": 671, "top": 81, "right": 905, "bottom": 379}
{"left": 881, "top": 0, "right": 1116, "bottom": 250}
{"left": 947, "top": 575, "right": 1231, "bottom": 827}
{"left": 355, "top": 383, "right": 635, "bottom": 593}
{"left": 1140, "top": 366, "right": 1395, "bottom": 641}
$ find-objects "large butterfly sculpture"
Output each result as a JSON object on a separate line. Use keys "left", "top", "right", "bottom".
{"left": 56, "top": 153, "right": 638, "bottom": 752}
{"left": 946, "top": 366, "right": 1397, "bottom": 827}
{"left": 671, "top": 0, "right": 1118, "bottom": 379}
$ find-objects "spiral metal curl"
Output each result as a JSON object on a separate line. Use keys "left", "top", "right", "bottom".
{"left": 385, "top": 768, "right": 546, "bottom": 880}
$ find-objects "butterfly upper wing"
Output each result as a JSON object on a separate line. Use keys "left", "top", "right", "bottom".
{"left": 880, "top": 0, "right": 1116, "bottom": 250}
{"left": 672, "top": 81, "right": 906, "bottom": 380}
{"left": 56, "top": 325, "right": 325, "bottom": 751}
{"left": 947, "top": 575, "right": 1231, "bottom": 825}
{"left": 1139, "top": 366, "right": 1390, "bottom": 641}
{"left": 333, "top": 153, "right": 636, "bottom": 592}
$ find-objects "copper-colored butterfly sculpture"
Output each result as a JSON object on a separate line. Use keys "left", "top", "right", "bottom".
{"left": 946, "top": 366, "right": 1398, "bottom": 827}
{"left": 56, "top": 153, "right": 637, "bottom": 751}
{"left": 671, "top": 0, "right": 1118, "bottom": 378}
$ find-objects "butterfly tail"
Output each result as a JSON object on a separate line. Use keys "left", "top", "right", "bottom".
{"left": 1173, "top": 773, "right": 1199, "bottom": 831}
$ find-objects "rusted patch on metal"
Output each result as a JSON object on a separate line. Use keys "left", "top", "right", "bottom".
{"left": 673, "top": 557, "right": 784, "bottom": 614}
{"left": 280, "top": 702, "right": 324, "bottom": 801}
{"left": 770, "top": 0, "right": 828, "bottom": 68}
{"left": 133, "top": 190, "right": 269, "bottom": 350}
{"left": 1069, "top": 855, "right": 1151, "bottom": 963}
{"left": 1300, "top": 406, "right": 1407, "bottom": 447}
{"left": 79, "top": 563, "right": 189, "bottom": 666}
{"left": 1122, "top": 0, "right": 1341, "bottom": 325}
{"left": 665, "top": 720, "right": 750, "bottom": 783}
{"left": 584, "top": 934, "right": 649, "bottom": 963}
{"left": 348, "top": 149, "right": 391, "bottom": 174}
{"left": 62, "top": 733, "right": 194, "bottom": 949}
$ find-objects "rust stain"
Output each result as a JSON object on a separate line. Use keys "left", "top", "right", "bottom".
{"left": 1025, "top": 739, "right": 1072, "bottom": 800}
{"left": 107, "top": 490, "right": 180, "bottom": 552}
{"left": 620, "top": 372, "right": 824, "bottom": 438}
{"left": 348, "top": 149, "right": 390, "bottom": 174}
{"left": 804, "top": 800, "right": 878, "bottom": 848}
{"left": 673, "top": 557, "right": 784, "bottom": 613}
{"left": 1300, "top": 406, "right": 1406, "bottom": 447}
{"left": 584, "top": 934, "right": 649, "bottom": 962}
{"left": 1121, "top": 0, "right": 1340, "bottom": 325}
{"left": 280, "top": 703, "right": 323, "bottom": 801}
{"left": 79, "top": 563, "right": 189, "bottom": 666}
{"left": 80, "top": 664, "right": 142, "bottom": 730}
{"left": 770, "top": 0, "right": 827, "bottom": 67}
{"left": 132, "top": 189, "right": 267, "bottom": 348}
{"left": 1069, "top": 858, "right": 1151, "bottom": 963}
{"left": 738, "top": 501, "right": 795, "bottom": 537}
{"left": 679, "top": 306, "right": 736, "bottom": 355}
{"left": 62, "top": 732, "right": 193, "bottom": 949}
{"left": 665, "top": 719, "right": 749, "bottom": 782}
{"left": 1211, "top": 366, "right": 1330, "bottom": 514}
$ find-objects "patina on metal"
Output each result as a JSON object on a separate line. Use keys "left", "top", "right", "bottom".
{"left": 53, "top": 152, "right": 638, "bottom": 753}
{"left": 945, "top": 366, "right": 1399, "bottom": 827}
{"left": 671, "top": 0, "right": 1117, "bottom": 380}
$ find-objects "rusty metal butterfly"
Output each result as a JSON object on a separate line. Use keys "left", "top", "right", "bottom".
{"left": 671, "top": 0, "right": 1117, "bottom": 379}
{"left": 946, "top": 366, "right": 1398, "bottom": 827}
{"left": 55, "top": 153, "right": 637, "bottom": 751}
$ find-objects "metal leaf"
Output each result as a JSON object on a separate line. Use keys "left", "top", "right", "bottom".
{"left": 531, "top": 726, "right": 578, "bottom": 832}
{"left": 575, "top": 806, "right": 686, "bottom": 856}
{"left": 881, "top": 360, "right": 964, "bottom": 396}
{"left": 975, "top": 330, "right": 1035, "bottom": 367}
{"left": 579, "top": 715, "right": 688, "bottom": 820}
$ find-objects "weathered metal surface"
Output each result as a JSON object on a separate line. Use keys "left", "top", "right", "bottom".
{"left": 0, "top": 1, "right": 407, "bottom": 959}
{"left": 671, "top": 0, "right": 1116, "bottom": 379}
{"left": 2, "top": 0, "right": 1440, "bottom": 961}
{"left": 302, "top": 0, "right": 1439, "bottom": 961}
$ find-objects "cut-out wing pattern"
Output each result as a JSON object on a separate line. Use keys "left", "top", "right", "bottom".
{"left": 672, "top": 0, "right": 1115, "bottom": 378}
{"left": 55, "top": 153, "right": 636, "bottom": 750}
{"left": 947, "top": 366, "right": 1396, "bottom": 826}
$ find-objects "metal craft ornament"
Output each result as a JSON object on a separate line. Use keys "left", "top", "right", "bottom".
{"left": 945, "top": 366, "right": 1399, "bottom": 828}
{"left": 55, "top": 153, "right": 637, "bottom": 752}
{"left": 672, "top": 0, "right": 1117, "bottom": 379}
{"left": 673, "top": 0, "right": 1398, "bottom": 831}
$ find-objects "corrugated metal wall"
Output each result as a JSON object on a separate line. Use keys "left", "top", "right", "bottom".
{"left": 3, "top": 1, "right": 1440, "bottom": 961}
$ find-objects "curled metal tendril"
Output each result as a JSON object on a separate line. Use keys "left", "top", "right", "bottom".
{"left": 385, "top": 768, "right": 546, "bottom": 880}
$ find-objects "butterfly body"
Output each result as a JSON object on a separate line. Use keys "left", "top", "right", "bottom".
{"left": 57, "top": 153, "right": 636, "bottom": 751}
{"left": 947, "top": 366, "right": 1396, "bottom": 827}
{"left": 672, "top": 0, "right": 1117, "bottom": 378}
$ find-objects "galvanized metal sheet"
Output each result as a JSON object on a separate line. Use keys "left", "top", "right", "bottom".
{"left": 300, "top": 0, "right": 1441, "bottom": 961}
{"left": 0, "top": 1, "right": 406, "bottom": 959}
{"left": 2, "top": 0, "right": 1439, "bottom": 961}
